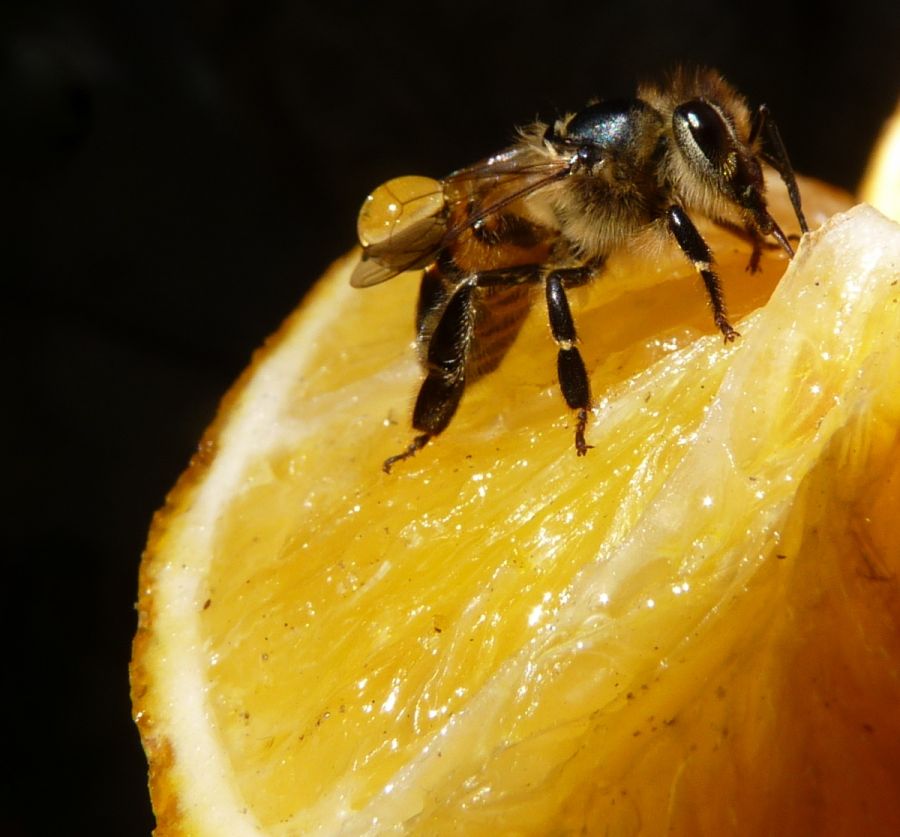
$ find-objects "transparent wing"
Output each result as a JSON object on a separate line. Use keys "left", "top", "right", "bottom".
{"left": 351, "top": 176, "right": 447, "bottom": 288}
{"left": 351, "top": 145, "right": 573, "bottom": 288}
{"left": 441, "top": 147, "right": 572, "bottom": 240}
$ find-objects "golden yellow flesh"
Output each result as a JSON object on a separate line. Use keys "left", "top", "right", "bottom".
{"left": 134, "top": 179, "right": 900, "bottom": 835}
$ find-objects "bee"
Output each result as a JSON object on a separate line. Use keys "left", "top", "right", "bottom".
{"left": 351, "top": 68, "right": 808, "bottom": 473}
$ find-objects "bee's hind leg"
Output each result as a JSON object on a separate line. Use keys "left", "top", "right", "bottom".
{"left": 383, "top": 283, "right": 474, "bottom": 473}
{"left": 382, "top": 433, "right": 432, "bottom": 474}
{"left": 545, "top": 268, "right": 594, "bottom": 456}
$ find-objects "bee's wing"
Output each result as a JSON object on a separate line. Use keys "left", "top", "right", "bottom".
{"left": 351, "top": 176, "right": 447, "bottom": 288}
{"left": 351, "top": 148, "right": 573, "bottom": 288}
{"left": 350, "top": 256, "right": 419, "bottom": 289}
{"left": 441, "top": 147, "right": 572, "bottom": 240}
{"left": 350, "top": 216, "right": 447, "bottom": 287}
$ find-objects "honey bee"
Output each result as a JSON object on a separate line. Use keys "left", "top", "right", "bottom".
{"left": 352, "top": 68, "right": 808, "bottom": 473}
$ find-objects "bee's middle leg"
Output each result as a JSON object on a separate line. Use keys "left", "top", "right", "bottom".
{"left": 667, "top": 205, "right": 739, "bottom": 342}
{"left": 545, "top": 269, "right": 593, "bottom": 456}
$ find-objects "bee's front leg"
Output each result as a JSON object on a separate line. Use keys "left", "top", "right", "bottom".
{"left": 545, "top": 269, "right": 593, "bottom": 456}
{"left": 745, "top": 226, "right": 765, "bottom": 274}
{"left": 750, "top": 104, "right": 809, "bottom": 235}
{"left": 710, "top": 218, "right": 768, "bottom": 274}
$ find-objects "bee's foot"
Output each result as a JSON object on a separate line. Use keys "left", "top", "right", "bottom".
{"left": 575, "top": 409, "right": 592, "bottom": 456}
{"left": 382, "top": 433, "right": 431, "bottom": 474}
{"left": 717, "top": 319, "right": 740, "bottom": 343}
{"left": 745, "top": 252, "right": 762, "bottom": 274}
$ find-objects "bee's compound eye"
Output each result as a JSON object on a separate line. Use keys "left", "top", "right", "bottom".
{"left": 358, "top": 176, "right": 444, "bottom": 247}
{"left": 673, "top": 100, "right": 731, "bottom": 166}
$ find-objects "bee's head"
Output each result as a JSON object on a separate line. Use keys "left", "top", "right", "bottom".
{"left": 671, "top": 98, "right": 792, "bottom": 254}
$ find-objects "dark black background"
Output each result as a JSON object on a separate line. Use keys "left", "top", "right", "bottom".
{"left": 3, "top": 1, "right": 897, "bottom": 834}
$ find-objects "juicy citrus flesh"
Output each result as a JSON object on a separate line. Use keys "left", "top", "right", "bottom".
{"left": 132, "top": 177, "right": 900, "bottom": 835}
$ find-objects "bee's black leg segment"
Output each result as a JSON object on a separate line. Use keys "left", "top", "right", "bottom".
{"left": 752, "top": 104, "right": 809, "bottom": 234}
{"left": 557, "top": 263, "right": 598, "bottom": 289}
{"left": 666, "top": 205, "right": 739, "bottom": 342}
{"left": 384, "top": 283, "right": 474, "bottom": 472}
{"left": 411, "top": 371, "right": 466, "bottom": 438}
{"left": 546, "top": 271, "right": 592, "bottom": 455}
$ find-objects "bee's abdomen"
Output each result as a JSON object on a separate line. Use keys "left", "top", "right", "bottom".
{"left": 469, "top": 284, "right": 532, "bottom": 380}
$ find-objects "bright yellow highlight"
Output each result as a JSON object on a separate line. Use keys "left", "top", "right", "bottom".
{"left": 133, "top": 176, "right": 900, "bottom": 836}
{"left": 861, "top": 100, "right": 900, "bottom": 222}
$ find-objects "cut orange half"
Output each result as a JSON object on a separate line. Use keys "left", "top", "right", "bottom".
{"left": 132, "top": 166, "right": 900, "bottom": 836}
